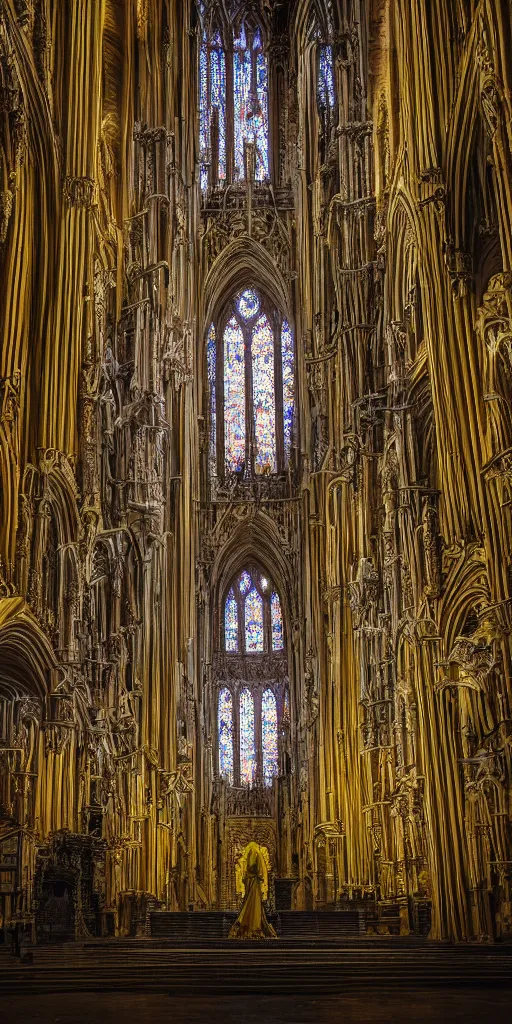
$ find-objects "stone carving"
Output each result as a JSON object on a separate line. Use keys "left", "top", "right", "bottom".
{"left": 348, "top": 558, "right": 380, "bottom": 628}
{"left": 421, "top": 497, "right": 442, "bottom": 598}
{"left": 63, "top": 176, "right": 97, "bottom": 209}
{"left": 0, "top": 181, "right": 14, "bottom": 243}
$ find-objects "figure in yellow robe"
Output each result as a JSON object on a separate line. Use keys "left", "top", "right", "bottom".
{"left": 229, "top": 841, "right": 277, "bottom": 940}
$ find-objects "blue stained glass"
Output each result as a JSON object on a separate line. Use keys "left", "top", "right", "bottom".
{"left": 238, "top": 289, "right": 259, "bottom": 320}
{"left": 199, "top": 38, "right": 209, "bottom": 190}
{"left": 281, "top": 320, "right": 294, "bottom": 463}
{"left": 255, "top": 50, "right": 269, "bottom": 179}
{"left": 240, "top": 688, "right": 256, "bottom": 786}
{"left": 262, "top": 689, "right": 278, "bottom": 786}
{"left": 271, "top": 591, "right": 283, "bottom": 650}
{"left": 199, "top": 34, "right": 226, "bottom": 191}
{"left": 224, "top": 317, "right": 246, "bottom": 472}
{"left": 239, "top": 570, "right": 252, "bottom": 596}
{"left": 218, "top": 688, "right": 234, "bottom": 784}
{"left": 207, "top": 324, "right": 216, "bottom": 475}
{"left": 210, "top": 44, "right": 226, "bottom": 182}
{"left": 233, "top": 47, "right": 249, "bottom": 181}
{"left": 233, "top": 28, "right": 269, "bottom": 182}
{"left": 233, "top": 21, "right": 247, "bottom": 49}
{"left": 252, "top": 314, "right": 276, "bottom": 473}
{"left": 318, "top": 45, "right": 335, "bottom": 114}
{"left": 245, "top": 587, "right": 264, "bottom": 652}
{"left": 225, "top": 588, "right": 238, "bottom": 651}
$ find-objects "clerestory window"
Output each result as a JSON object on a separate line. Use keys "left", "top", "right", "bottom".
{"left": 317, "top": 44, "right": 336, "bottom": 122}
{"left": 199, "top": 16, "right": 269, "bottom": 190}
{"left": 208, "top": 289, "right": 294, "bottom": 478}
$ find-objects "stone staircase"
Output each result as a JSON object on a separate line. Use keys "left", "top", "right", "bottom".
{"left": 149, "top": 909, "right": 364, "bottom": 940}
{"left": 1, "top": 938, "right": 511, "bottom": 994}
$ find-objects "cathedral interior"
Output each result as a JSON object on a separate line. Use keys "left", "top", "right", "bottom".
{"left": 2, "top": 0, "right": 512, "bottom": 991}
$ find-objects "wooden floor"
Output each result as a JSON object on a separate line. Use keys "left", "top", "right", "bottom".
{"left": 2, "top": 988, "right": 512, "bottom": 1024}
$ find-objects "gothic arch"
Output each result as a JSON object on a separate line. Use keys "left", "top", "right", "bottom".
{"left": 202, "top": 236, "right": 292, "bottom": 333}
{"left": 292, "top": 0, "right": 336, "bottom": 48}
{"left": 0, "top": 597, "right": 56, "bottom": 700}
{"left": 445, "top": 30, "right": 482, "bottom": 253}
{"left": 23, "top": 454, "right": 81, "bottom": 550}
{"left": 211, "top": 511, "right": 294, "bottom": 643}
{"left": 89, "top": 528, "right": 142, "bottom": 637}
{"left": 387, "top": 189, "right": 423, "bottom": 309}
{"left": 439, "top": 549, "right": 490, "bottom": 654}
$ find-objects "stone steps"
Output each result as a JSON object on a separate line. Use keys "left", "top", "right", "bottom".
{"left": 1, "top": 940, "right": 511, "bottom": 994}
{"left": 149, "top": 908, "right": 364, "bottom": 940}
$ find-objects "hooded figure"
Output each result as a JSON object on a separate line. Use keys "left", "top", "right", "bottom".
{"left": 229, "top": 841, "right": 277, "bottom": 940}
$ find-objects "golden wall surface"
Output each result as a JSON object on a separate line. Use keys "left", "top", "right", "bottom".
{"left": 0, "top": 0, "right": 511, "bottom": 944}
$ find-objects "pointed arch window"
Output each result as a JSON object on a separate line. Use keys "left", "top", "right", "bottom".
{"left": 240, "top": 688, "right": 256, "bottom": 785}
{"left": 233, "top": 24, "right": 269, "bottom": 182}
{"left": 224, "top": 589, "right": 238, "bottom": 652}
{"left": 222, "top": 568, "right": 284, "bottom": 655}
{"left": 218, "top": 687, "right": 234, "bottom": 784}
{"left": 261, "top": 689, "right": 278, "bottom": 785}
{"left": 271, "top": 591, "right": 283, "bottom": 651}
{"left": 317, "top": 45, "right": 336, "bottom": 120}
{"left": 245, "top": 586, "right": 264, "bottom": 652}
{"left": 207, "top": 324, "right": 217, "bottom": 478}
{"left": 199, "top": 17, "right": 269, "bottom": 190}
{"left": 199, "top": 30, "right": 227, "bottom": 191}
{"left": 223, "top": 317, "right": 246, "bottom": 472}
{"left": 208, "top": 289, "right": 295, "bottom": 478}
{"left": 216, "top": 568, "right": 287, "bottom": 789}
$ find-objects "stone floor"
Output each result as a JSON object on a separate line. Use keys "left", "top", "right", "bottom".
{"left": 1, "top": 989, "right": 509, "bottom": 1024}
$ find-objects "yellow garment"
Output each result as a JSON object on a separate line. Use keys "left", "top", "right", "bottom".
{"left": 229, "top": 842, "right": 277, "bottom": 940}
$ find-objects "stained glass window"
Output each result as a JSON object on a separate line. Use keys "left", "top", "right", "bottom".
{"left": 199, "top": 37, "right": 209, "bottom": 191}
{"left": 271, "top": 591, "right": 283, "bottom": 650}
{"left": 245, "top": 586, "right": 264, "bottom": 652}
{"left": 233, "top": 26, "right": 269, "bottom": 182}
{"left": 224, "top": 317, "right": 245, "bottom": 472}
{"left": 218, "top": 688, "right": 234, "bottom": 784}
{"left": 225, "top": 589, "right": 238, "bottom": 651}
{"left": 240, "top": 688, "right": 256, "bottom": 785}
{"left": 211, "top": 289, "right": 294, "bottom": 480}
{"left": 199, "top": 32, "right": 226, "bottom": 190}
{"left": 223, "top": 570, "right": 285, "bottom": 655}
{"left": 281, "top": 320, "right": 294, "bottom": 462}
{"left": 210, "top": 41, "right": 227, "bottom": 182}
{"left": 252, "top": 314, "right": 276, "bottom": 473}
{"left": 318, "top": 45, "right": 335, "bottom": 116}
{"left": 199, "top": 21, "right": 268, "bottom": 191}
{"left": 262, "top": 689, "right": 278, "bottom": 786}
{"left": 220, "top": 570, "right": 288, "bottom": 787}
{"left": 207, "top": 324, "right": 216, "bottom": 474}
